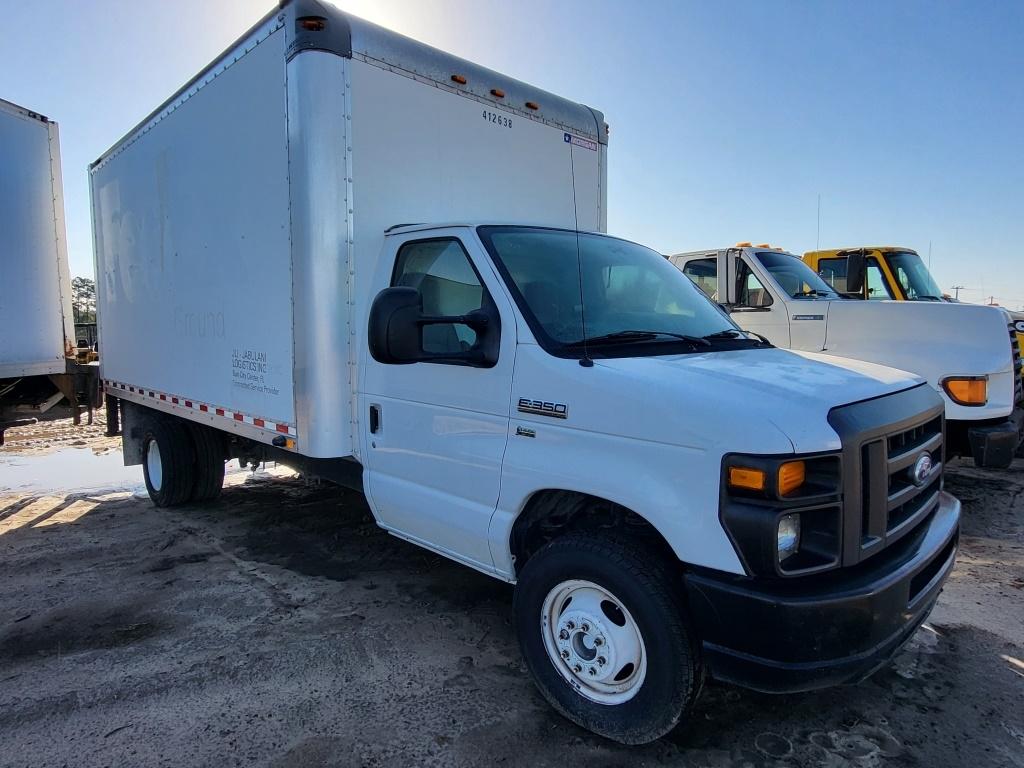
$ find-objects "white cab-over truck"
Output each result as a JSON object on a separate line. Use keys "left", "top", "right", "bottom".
{"left": 0, "top": 97, "right": 99, "bottom": 444}
{"left": 671, "top": 247, "right": 1024, "bottom": 469}
{"left": 92, "top": 1, "right": 960, "bottom": 744}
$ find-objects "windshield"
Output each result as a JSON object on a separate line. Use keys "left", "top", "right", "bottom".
{"left": 753, "top": 251, "right": 840, "bottom": 299}
{"left": 886, "top": 251, "right": 944, "bottom": 300}
{"left": 477, "top": 227, "right": 751, "bottom": 358}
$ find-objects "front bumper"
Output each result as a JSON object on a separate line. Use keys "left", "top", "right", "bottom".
{"left": 952, "top": 407, "right": 1024, "bottom": 468}
{"left": 684, "top": 491, "right": 960, "bottom": 694}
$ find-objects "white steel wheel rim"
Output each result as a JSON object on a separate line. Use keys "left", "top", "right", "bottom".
{"left": 540, "top": 579, "right": 647, "bottom": 705}
{"left": 146, "top": 438, "right": 163, "bottom": 492}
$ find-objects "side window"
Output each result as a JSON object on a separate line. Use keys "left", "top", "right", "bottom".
{"left": 866, "top": 258, "right": 893, "bottom": 300}
{"left": 392, "top": 239, "right": 487, "bottom": 355}
{"left": 817, "top": 257, "right": 848, "bottom": 292}
{"left": 681, "top": 258, "right": 718, "bottom": 301}
{"left": 737, "top": 262, "right": 773, "bottom": 308}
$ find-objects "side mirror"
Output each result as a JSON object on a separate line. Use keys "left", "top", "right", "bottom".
{"left": 845, "top": 250, "right": 866, "bottom": 295}
{"left": 368, "top": 286, "right": 500, "bottom": 367}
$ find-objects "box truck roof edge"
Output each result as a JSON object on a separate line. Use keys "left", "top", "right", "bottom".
{"left": 89, "top": 0, "right": 607, "bottom": 173}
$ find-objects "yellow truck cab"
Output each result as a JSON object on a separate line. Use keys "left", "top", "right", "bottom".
{"left": 804, "top": 246, "right": 943, "bottom": 302}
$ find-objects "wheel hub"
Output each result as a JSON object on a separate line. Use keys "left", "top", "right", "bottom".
{"left": 540, "top": 579, "right": 647, "bottom": 704}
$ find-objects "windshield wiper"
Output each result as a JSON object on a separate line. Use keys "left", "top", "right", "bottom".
{"left": 566, "top": 330, "right": 711, "bottom": 348}
{"left": 792, "top": 289, "right": 835, "bottom": 299}
{"left": 702, "top": 329, "right": 772, "bottom": 346}
{"left": 913, "top": 295, "right": 943, "bottom": 301}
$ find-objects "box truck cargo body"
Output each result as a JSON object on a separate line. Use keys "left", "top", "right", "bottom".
{"left": 91, "top": 4, "right": 605, "bottom": 460}
{"left": 93, "top": 0, "right": 960, "bottom": 744}
{"left": 1, "top": 98, "right": 98, "bottom": 442}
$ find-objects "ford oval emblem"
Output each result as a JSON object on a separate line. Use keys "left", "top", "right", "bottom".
{"left": 911, "top": 453, "right": 934, "bottom": 487}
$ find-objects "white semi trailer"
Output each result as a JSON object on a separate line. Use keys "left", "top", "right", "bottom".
{"left": 92, "top": 0, "right": 960, "bottom": 744}
{"left": 0, "top": 97, "right": 98, "bottom": 444}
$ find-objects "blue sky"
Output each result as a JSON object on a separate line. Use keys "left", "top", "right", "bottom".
{"left": 3, "top": 0, "right": 1022, "bottom": 308}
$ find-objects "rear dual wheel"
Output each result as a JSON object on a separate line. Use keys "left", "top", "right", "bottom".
{"left": 141, "top": 415, "right": 224, "bottom": 506}
{"left": 514, "top": 533, "right": 702, "bottom": 745}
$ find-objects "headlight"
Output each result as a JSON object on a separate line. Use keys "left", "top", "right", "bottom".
{"left": 721, "top": 453, "right": 841, "bottom": 577}
{"left": 942, "top": 376, "right": 987, "bottom": 406}
{"left": 777, "top": 514, "right": 800, "bottom": 561}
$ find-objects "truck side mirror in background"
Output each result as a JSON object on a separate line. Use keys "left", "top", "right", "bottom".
{"left": 368, "top": 286, "right": 500, "bottom": 367}
{"left": 720, "top": 249, "right": 740, "bottom": 306}
{"left": 845, "top": 250, "right": 866, "bottom": 295}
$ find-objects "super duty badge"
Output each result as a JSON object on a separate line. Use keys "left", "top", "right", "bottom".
{"left": 518, "top": 398, "right": 568, "bottom": 419}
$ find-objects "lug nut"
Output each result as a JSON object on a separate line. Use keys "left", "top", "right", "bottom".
{"left": 573, "top": 664, "right": 582, "bottom": 673}
{"left": 588, "top": 667, "right": 597, "bottom": 676}
{"left": 597, "top": 656, "right": 606, "bottom": 666}
{"left": 561, "top": 649, "right": 570, "bottom": 659}
{"left": 565, "top": 621, "right": 575, "bottom": 630}
{"left": 593, "top": 637, "right": 603, "bottom": 647}
{"left": 581, "top": 623, "right": 590, "bottom": 633}
{"left": 558, "top": 629, "right": 569, "bottom": 640}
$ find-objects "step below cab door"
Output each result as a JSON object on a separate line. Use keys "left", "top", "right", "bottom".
{"left": 359, "top": 228, "right": 516, "bottom": 574}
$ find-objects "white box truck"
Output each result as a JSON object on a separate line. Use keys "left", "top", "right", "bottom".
{"left": 1, "top": 97, "right": 99, "bottom": 444}
{"left": 670, "top": 246, "right": 1024, "bottom": 468}
{"left": 92, "top": 0, "right": 961, "bottom": 744}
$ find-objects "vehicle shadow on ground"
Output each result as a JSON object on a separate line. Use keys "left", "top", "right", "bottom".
{"left": 0, "top": 466, "right": 1022, "bottom": 767}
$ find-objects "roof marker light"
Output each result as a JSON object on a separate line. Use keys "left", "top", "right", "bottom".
{"left": 525, "top": 101, "right": 540, "bottom": 110}
{"left": 298, "top": 17, "right": 325, "bottom": 31}
{"left": 490, "top": 88, "right": 505, "bottom": 98}
{"left": 451, "top": 74, "right": 467, "bottom": 85}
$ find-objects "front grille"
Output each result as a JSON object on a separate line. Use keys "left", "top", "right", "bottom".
{"left": 861, "top": 415, "right": 943, "bottom": 548}
{"left": 1011, "top": 322, "right": 1022, "bottom": 405}
{"left": 828, "top": 385, "right": 946, "bottom": 567}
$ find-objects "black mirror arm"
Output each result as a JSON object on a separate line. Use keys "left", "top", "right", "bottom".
{"left": 418, "top": 310, "right": 491, "bottom": 331}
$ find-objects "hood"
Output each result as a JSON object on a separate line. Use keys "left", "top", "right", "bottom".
{"left": 584, "top": 347, "right": 924, "bottom": 454}
{"left": 823, "top": 299, "right": 1014, "bottom": 377}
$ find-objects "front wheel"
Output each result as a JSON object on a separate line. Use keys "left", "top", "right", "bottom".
{"left": 513, "top": 533, "right": 702, "bottom": 744}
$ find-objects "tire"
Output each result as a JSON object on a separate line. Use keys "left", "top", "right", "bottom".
{"left": 188, "top": 422, "right": 225, "bottom": 502}
{"left": 141, "top": 416, "right": 196, "bottom": 507}
{"left": 514, "top": 533, "right": 701, "bottom": 745}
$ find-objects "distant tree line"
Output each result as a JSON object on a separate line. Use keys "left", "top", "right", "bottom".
{"left": 72, "top": 277, "right": 96, "bottom": 324}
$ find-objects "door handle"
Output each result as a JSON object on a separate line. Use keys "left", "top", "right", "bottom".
{"left": 369, "top": 404, "right": 381, "bottom": 434}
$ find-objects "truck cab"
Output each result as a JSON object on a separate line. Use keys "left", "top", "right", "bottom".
{"left": 671, "top": 245, "right": 1024, "bottom": 468}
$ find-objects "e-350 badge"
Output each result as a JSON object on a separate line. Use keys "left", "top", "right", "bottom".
{"left": 518, "top": 398, "right": 568, "bottom": 419}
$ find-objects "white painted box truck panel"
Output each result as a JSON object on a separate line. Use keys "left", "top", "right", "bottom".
{"left": 0, "top": 98, "right": 73, "bottom": 378}
{"left": 90, "top": 29, "right": 297, "bottom": 430}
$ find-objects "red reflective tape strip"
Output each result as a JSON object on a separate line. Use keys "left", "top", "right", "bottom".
{"left": 185, "top": 400, "right": 192, "bottom": 407}
{"left": 276, "top": 424, "right": 289, "bottom": 434}
{"left": 216, "top": 408, "right": 225, "bottom": 416}
{"left": 172, "top": 397, "right": 179, "bottom": 404}
{"left": 200, "top": 404, "right": 209, "bottom": 412}
{"left": 233, "top": 413, "right": 244, "bottom": 422}
{"left": 253, "top": 418, "right": 265, "bottom": 428}
{"left": 160, "top": 394, "right": 167, "bottom": 401}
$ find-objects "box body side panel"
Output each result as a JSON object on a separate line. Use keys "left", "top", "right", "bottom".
{"left": 0, "top": 105, "right": 70, "bottom": 375}
{"left": 91, "top": 29, "right": 296, "bottom": 428}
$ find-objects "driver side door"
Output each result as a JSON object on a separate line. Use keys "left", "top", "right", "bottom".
{"left": 360, "top": 231, "right": 516, "bottom": 572}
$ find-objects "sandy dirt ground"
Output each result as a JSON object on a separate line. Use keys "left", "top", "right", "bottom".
{"left": 0, "top": 415, "right": 1021, "bottom": 767}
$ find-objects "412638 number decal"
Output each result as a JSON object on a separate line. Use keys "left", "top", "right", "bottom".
{"left": 482, "top": 110, "right": 512, "bottom": 128}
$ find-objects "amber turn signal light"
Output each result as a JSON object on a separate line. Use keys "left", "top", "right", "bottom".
{"left": 777, "top": 461, "right": 806, "bottom": 496}
{"left": 942, "top": 377, "right": 987, "bottom": 406}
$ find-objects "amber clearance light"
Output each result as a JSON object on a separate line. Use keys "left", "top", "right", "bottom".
{"left": 728, "top": 466, "right": 766, "bottom": 492}
{"left": 942, "top": 376, "right": 987, "bottom": 406}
